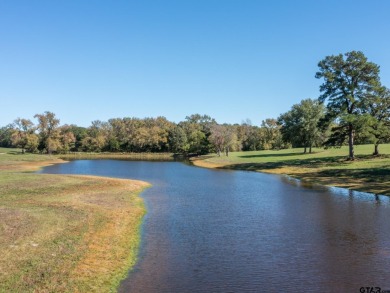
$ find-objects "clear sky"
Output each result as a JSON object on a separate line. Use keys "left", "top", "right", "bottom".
{"left": 1, "top": 0, "right": 390, "bottom": 127}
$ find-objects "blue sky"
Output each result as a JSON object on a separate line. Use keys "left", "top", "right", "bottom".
{"left": 1, "top": 1, "right": 390, "bottom": 127}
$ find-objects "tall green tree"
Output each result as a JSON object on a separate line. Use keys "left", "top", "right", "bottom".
{"left": 67, "top": 125, "right": 88, "bottom": 151}
{"left": 0, "top": 124, "right": 14, "bottom": 147}
{"left": 278, "top": 99, "right": 325, "bottom": 153}
{"left": 107, "top": 118, "right": 126, "bottom": 151}
{"left": 179, "top": 121, "right": 206, "bottom": 154}
{"left": 168, "top": 125, "right": 189, "bottom": 154}
{"left": 363, "top": 86, "right": 390, "bottom": 155}
{"left": 315, "top": 51, "right": 381, "bottom": 160}
{"left": 180, "top": 114, "right": 216, "bottom": 154}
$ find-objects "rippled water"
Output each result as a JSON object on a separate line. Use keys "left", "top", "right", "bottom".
{"left": 39, "top": 160, "right": 390, "bottom": 292}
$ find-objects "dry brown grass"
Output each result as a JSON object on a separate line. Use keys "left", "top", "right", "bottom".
{"left": 59, "top": 152, "right": 174, "bottom": 161}
{"left": 0, "top": 148, "right": 150, "bottom": 292}
{"left": 0, "top": 159, "right": 66, "bottom": 172}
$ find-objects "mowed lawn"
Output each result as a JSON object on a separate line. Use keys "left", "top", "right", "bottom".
{"left": 0, "top": 148, "right": 149, "bottom": 292}
{"left": 193, "top": 144, "right": 390, "bottom": 196}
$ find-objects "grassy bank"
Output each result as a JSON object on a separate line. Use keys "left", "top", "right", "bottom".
{"left": 192, "top": 144, "right": 390, "bottom": 196}
{"left": 0, "top": 148, "right": 150, "bottom": 292}
{"left": 59, "top": 152, "right": 174, "bottom": 161}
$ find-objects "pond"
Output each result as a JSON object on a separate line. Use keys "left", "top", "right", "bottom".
{"left": 38, "top": 160, "right": 390, "bottom": 292}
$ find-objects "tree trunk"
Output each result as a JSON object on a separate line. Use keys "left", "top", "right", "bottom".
{"left": 304, "top": 146, "right": 307, "bottom": 154}
{"left": 348, "top": 123, "right": 355, "bottom": 160}
{"left": 225, "top": 147, "right": 229, "bottom": 157}
{"left": 309, "top": 144, "right": 312, "bottom": 154}
{"left": 373, "top": 143, "right": 379, "bottom": 156}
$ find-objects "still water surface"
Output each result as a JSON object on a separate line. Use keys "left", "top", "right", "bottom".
{"left": 39, "top": 160, "right": 390, "bottom": 292}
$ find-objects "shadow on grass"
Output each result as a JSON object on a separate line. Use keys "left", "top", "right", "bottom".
{"left": 317, "top": 167, "right": 390, "bottom": 180}
{"left": 238, "top": 152, "right": 307, "bottom": 158}
{"left": 217, "top": 155, "right": 350, "bottom": 171}
{"left": 8, "top": 151, "right": 23, "bottom": 155}
{"left": 221, "top": 154, "right": 390, "bottom": 171}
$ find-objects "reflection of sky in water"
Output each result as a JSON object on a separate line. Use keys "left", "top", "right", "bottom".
{"left": 39, "top": 160, "right": 390, "bottom": 292}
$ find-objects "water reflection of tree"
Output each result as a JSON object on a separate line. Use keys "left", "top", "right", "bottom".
{"left": 315, "top": 188, "right": 387, "bottom": 289}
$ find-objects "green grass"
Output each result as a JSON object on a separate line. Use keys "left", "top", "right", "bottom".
{"left": 193, "top": 144, "right": 390, "bottom": 196}
{"left": 0, "top": 147, "right": 57, "bottom": 162}
{"left": 0, "top": 147, "right": 150, "bottom": 292}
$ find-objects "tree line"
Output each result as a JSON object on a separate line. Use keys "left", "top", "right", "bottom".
{"left": 1, "top": 51, "right": 389, "bottom": 159}
{"left": 0, "top": 113, "right": 286, "bottom": 155}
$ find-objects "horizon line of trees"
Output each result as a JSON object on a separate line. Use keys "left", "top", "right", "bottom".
{"left": 0, "top": 112, "right": 289, "bottom": 156}
{"left": 1, "top": 51, "right": 389, "bottom": 159}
